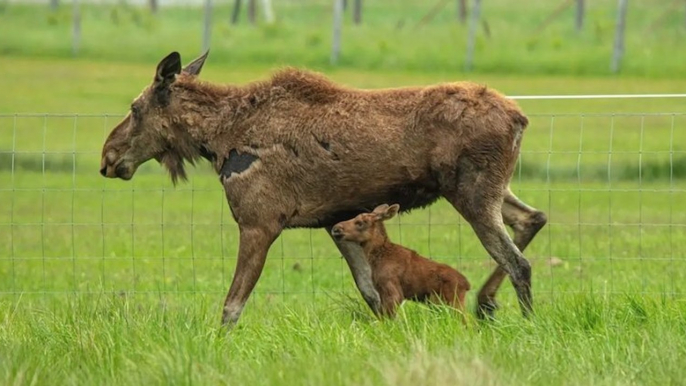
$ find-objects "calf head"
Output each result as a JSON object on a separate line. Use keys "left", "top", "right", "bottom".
{"left": 99, "top": 51, "right": 209, "bottom": 182}
{"left": 331, "top": 204, "right": 400, "bottom": 244}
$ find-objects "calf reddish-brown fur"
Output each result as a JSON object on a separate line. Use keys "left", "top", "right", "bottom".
{"left": 332, "top": 204, "right": 471, "bottom": 317}
{"left": 99, "top": 51, "right": 547, "bottom": 327}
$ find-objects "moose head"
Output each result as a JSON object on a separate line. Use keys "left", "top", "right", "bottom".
{"left": 99, "top": 51, "right": 210, "bottom": 183}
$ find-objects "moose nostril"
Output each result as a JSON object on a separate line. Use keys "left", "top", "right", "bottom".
{"left": 99, "top": 166, "right": 107, "bottom": 177}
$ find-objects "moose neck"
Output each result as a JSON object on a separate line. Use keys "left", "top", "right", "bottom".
{"left": 168, "top": 75, "right": 258, "bottom": 173}
{"left": 172, "top": 76, "right": 233, "bottom": 141}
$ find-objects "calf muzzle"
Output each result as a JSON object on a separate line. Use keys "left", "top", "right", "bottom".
{"left": 330, "top": 225, "right": 344, "bottom": 240}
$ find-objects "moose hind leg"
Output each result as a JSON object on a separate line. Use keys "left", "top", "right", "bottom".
{"left": 476, "top": 188, "right": 547, "bottom": 318}
{"left": 326, "top": 227, "right": 382, "bottom": 316}
{"left": 502, "top": 187, "right": 547, "bottom": 254}
{"left": 443, "top": 160, "right": 533, "bottom": 318}
{"left": 453, "top": 200, "right": 533, "bottom": 316}
{"left": 222, "top": 223, "right": 281, "bottom": 327}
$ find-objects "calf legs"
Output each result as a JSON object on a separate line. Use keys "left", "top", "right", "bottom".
{"left": 446, "top": 281, "right": 469, "bottom": 313}
{"left": 476, "top": 188, "right": 547, "bottom": 319}
{"left": 378, "top": 281, "right": 404, "bottom": 318}
{"left": 449, "top": 285, "right": 470, "bottom": 325}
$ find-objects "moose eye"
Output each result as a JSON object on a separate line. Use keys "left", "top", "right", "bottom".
{"left": 355, "top": 221, "right": 364, "bottom": 229}
{"left": 130, "top": 105, "right": 141, "bottom": 118}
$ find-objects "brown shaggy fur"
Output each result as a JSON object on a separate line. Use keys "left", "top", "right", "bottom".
{"left": 100, "top": 51, "right": 547, "bottom": 326}
{"left": 332, "top": 204, "right": 471, "bottom": 318}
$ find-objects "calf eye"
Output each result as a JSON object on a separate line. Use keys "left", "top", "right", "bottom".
{"left": 355, "top": 221, "right": 364, "bottom": 229}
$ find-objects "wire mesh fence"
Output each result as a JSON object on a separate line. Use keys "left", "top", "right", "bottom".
{"left": 1, "top": 108, "right": 685, "bottom": 305}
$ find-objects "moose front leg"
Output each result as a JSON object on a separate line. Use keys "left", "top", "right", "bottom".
{"left": 325, "top": 226, "right": 382, "bottom": 316}
{"left": 222, "top": 223, "right": 281, "bottom": 327}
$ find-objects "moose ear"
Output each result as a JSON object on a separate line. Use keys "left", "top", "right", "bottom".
{"left": 372, "top": 203, "right": 399, "bottom": 221}
{"left": 154, "top": 51, "right": 182, "bottom": 89}
{"left": 182, "top": 50, "right": 209, "bottom": 76}
{"left": 378, "top": 204, "right": 400, "bottom": 221}
{"left": 372, "top": 204, "right": 389, "bottom": 216}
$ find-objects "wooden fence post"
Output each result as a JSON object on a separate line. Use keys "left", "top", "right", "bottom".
{"left": 576, "top": 0, "right": 584, "bottom": 31}
{"left": 231, "top": 0, "right": 241, "bottom": 24}
{"left": 149, "top": 0, "right": 158, "bottom": 14}
{"left": 260, "top": 0, "right": 274, "bottom": 24}
{"left": 353, "top": 0, "right": 362, "bottom": 24}
{"left": 72, "top": 0, "right": 80, "bottom": 56}
{"left": 611, "top": 0, "right": 628, "bottom": 73}
{"left": 464, "top": 0, "right": 481, "bottom": 71}
{"left": 203, "top": 0, "right": 212, "bottom": 53}
{"left": 331, "top": 0, "right": 344, "bottom": 65}
{"left": 457, "top": 0, "right": 467, "bottom": 24}
{"left": 248, "top": 0, "right": 256, "bottom": 25}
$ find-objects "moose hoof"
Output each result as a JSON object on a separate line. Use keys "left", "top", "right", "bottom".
{"left": 476, "top": 299, "right": 500, "bottom": 320}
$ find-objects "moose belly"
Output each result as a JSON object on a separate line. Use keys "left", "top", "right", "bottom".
{"left": 288, "top": 175, "right": 442, "bottom": 229}
{"left": 322, "top": 187, "right": 439, "bottom": 228}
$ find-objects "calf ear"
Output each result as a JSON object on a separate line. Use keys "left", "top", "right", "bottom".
{"left": 154, "top": 51, "right": 182, "bottom": 90}
{"left": 372, "top": 204, "right": 390, "bottom": 216}
{"left": 380, "top": 204, "right": 400, "bottom": 221}
{"left": 182, "top": 50, "right": 209, "bottom": 76}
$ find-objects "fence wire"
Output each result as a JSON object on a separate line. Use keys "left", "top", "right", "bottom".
{"left": 1, "top": 111, "right": 685, "bottom": 305}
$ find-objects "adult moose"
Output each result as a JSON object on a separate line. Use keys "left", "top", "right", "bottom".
{"left": 99, "top": 51, "right": 547, "bottom": 327}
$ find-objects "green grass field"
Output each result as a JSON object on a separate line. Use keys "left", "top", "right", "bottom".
{"left": 2, "top": 2, "right": 686, "bottom": 384}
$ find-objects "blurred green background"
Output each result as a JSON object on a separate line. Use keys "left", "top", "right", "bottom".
{"left": 2, "top": 0, "right": 686, "bottom": 76}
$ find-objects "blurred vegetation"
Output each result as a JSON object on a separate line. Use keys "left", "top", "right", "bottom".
{"left": 1, "top": 0, "right": 685, "bottom": 77}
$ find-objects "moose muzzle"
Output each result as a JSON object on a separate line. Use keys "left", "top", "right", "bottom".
{"left": 99, "top": 156, "right": 133, "bottom": 180}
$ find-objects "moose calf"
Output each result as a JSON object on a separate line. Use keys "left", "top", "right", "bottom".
{"left": 331, "top": 204, "right": 471, "bottom": 318}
